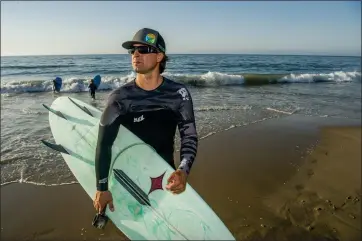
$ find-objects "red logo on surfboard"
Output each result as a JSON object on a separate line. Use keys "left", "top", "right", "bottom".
{"left": 148, "top": 171, "right": 166, "bottom": 195}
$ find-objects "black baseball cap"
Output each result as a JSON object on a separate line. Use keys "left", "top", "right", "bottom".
{"left": 122, "top": 28, "right": 166, "bottom": 53}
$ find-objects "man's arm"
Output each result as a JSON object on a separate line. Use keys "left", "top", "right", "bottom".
{"left": 95, "top": 94, "right": 123, "bottom": 191}
{"left": 176, "top": 87, "right": 198, "bottom": 175}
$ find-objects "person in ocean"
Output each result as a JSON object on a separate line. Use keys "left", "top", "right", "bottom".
{"left": 52, "top": 77, "right": 62, "bottom": 93}
{"left": 52, "top": 79, "right": 57, "bottom": 93}
{"left": 88, "top": 79, "right": 97, "bottom": 99}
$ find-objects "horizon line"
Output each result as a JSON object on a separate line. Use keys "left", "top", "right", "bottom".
{"left": 1, "top": 53, "right": 361, "bottom": 58}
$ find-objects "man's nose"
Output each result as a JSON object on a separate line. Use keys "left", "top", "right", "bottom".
{"left": 133, "top": 49, "right": 140, "bottom": 56}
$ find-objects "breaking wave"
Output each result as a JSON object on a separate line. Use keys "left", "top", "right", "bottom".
{"left": 1, "top": 71, "right": 360, "bottom": 94}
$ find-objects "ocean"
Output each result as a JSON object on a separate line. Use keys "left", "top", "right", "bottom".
{"left": 1, "top": 54, "right": 361, "bottom": 186}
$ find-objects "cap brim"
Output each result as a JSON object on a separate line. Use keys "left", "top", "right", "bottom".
{"left": 122, "top": 40, "right": 154, "bottom": 49}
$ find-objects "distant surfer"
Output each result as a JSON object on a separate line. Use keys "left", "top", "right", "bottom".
{"left": 52, "top": 79, "right": 57, "bottom": 93}
{"left": 52, "top": 77, "right": 62, "bottom": 93}
{"left": 88, "top": 79, "right": 97, "bottom": 100}
{"left": 93, "top": 28, "right": 198, "bottom": 214}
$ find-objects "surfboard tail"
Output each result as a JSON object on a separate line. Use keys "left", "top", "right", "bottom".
{"left": 93, "top": 75, "right": 101, "bottom": 89}
{"left": 54, "top": 77, "right": 62, "bottom": 92}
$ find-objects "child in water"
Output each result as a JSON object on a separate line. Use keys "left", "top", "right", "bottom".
{"left": 88, "top": 79, "right": 97, "bottom": 100}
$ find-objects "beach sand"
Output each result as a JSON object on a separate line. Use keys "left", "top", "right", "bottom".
{"left": 1, "top": 115, "right": 360, "bottom": 241}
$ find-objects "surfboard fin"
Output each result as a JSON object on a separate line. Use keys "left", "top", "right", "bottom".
{"left": 42, "top": 103, "right": 94, "bottom": 126}
{"left": 41, "top": 140, "right": 95, "bottom": 166}
{"left": 41, "top": 140, "right": 70, "bottom": 155}
{"left": 68, "top": 97, "right": 94, "bottom": 117}
{"left": 42, "top": 104, "right": 67, "bottom": 120}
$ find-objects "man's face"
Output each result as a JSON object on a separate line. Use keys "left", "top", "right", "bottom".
{"left": 130, "top": 44, "right": 163, "bottom": 74}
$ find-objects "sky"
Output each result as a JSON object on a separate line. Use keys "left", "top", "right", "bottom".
{"left": 1, "top": 1, "right": 361, "bottom": 56}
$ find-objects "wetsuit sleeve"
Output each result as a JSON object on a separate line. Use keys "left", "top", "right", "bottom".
{"left": 176, "top": 88, "right": 198, "bottom": 175}
{"left": 95, "top": 94, "right": 123, "bottom": 191}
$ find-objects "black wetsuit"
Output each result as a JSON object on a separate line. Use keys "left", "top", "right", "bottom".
{"left": 53, "top": 80, "right": 57, "bottom": 92}
{"left": 95, "top": 77, "right": 198, "bottom": 191}
{"left": 88, "top": 83, "right": 97, "bottom": 99}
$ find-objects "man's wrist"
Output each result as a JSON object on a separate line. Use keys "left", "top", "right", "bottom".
{"left": 177, "top": 158, "right": 191, "bottom": 175}
{"left": 177, "top": 168, "right": 188, "bottom": 176}
{"left": 97, "top": 178, "right": 108, "bottom": 191}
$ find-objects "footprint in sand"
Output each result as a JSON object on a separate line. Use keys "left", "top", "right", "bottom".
{"left": 315, "top": 206, "right": 323, "bottom": 211}
{"left": 325, "top": 199, "right": 337, "bottom": 211}
{"left": 306, "top": 225, "right": 314, "bottom": 231}
{"left": 340, "top": 195, "right": 357, "bottom": 208}
{"left": 307, "top": 169, "right": 314, "bottom": 177}
{"left": 313, "top": 206, "right": 325, "bottom": 215}
{"left": 295, "top": 184, "right": 304, "bottom": 192}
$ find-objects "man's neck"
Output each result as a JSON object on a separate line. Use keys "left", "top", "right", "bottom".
{"left": 135, "top": 71, "right": 163, "bottom": 91}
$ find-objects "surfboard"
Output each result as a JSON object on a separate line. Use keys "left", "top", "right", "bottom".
{"left": 53, "top": 77, "right": 62, "bottom": 92}
{"left": 41, "top": 96, "right": 235, "bottom": 240}
{"left": 93, "top": 75, "right": 101, "bottom": 89}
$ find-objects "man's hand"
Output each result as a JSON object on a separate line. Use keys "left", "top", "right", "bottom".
{"left": 93, "top": 190, "right": 115, "bottom": 213}
{"left": 166, "top": 169, "right": 188, "bottom": 194}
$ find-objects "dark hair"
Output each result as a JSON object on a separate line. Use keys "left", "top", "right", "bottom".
{"left": 159, "top": 54, "right": 169, "bottom": 74}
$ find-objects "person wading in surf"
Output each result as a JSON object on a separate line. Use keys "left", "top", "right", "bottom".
{"left": 93, "top": 28, "right": 198, "bottom": 214}
{"left": 52, "top": 79, "right": 57, "bottom": 93}
{"left": 88, "top": 79, "right": 97, "bottom": 100}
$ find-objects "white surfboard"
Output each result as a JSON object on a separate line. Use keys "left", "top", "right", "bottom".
{"left": 42, "top": 96, "right": 235, "bottom": 240}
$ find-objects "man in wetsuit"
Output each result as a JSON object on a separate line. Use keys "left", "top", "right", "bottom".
{"left": 88, "top": 79, "right": 97, "bottom": 99}
{"left": 93, "top": 28, "right": 198, "bottom": 214}
{"left": 52, "top": 79, "right": 57, "bottom": 93}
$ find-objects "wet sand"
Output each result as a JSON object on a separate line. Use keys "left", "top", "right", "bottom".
{"left": 1, "top": 115, "right": 361, "bottom": 241}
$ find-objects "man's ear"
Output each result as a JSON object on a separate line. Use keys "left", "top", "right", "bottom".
{"left": 157, "top": 53, "right": 164, "bottom": 63}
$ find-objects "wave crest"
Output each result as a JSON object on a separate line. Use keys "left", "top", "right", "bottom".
{"left": 1, "top": 71, "right": 360, "bottom": 94}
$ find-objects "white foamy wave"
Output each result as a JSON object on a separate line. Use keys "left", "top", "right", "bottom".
{"left": 279, "top": 71, "right": 361, "bottom": 83}
{"left": 266, "top": 107, "right": 295, "bottom": 115}
{"left": 224, "top": 125, "right": 236, "bottom": 131}
{"left": 163, "top": 71, "right": 245, "bottom": 86}
{"left": 22, "top": 107, "right": 42, "bottom": 115}
{"left": 1, "top": 180, "right": 79, "bottom": 186}
{"left": 1, "top": 71, "right": 360, "bottom": 94}
{"left": 197, "top": 116, "right": 277, "bottom": 141}
{"left": 199, "top": 132, "right": 217, "bottom": 140}
{"left": 0, "top": 72, "right": 136, "bottom": 94}
{"left": 195, "top": 105, "right": 252, "bottom": 112}
{"left": 62, "top": 72, "right": 136, "bottom": 92}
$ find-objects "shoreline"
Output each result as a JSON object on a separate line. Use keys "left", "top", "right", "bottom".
{"left": 1, "top": 115, "right": 361, "bottom": 241}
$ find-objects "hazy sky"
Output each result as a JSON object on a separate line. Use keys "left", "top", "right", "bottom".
{"left": 1, "top": 1, "right": 361, "bottom": 56}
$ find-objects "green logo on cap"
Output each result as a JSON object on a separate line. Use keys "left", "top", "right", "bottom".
{"left": 145, "top": 33, "right": 156, "bottom": 44}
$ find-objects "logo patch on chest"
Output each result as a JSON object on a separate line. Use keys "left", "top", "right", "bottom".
{"left": 133, "top": 115, "right": 145, "bottom": 123}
